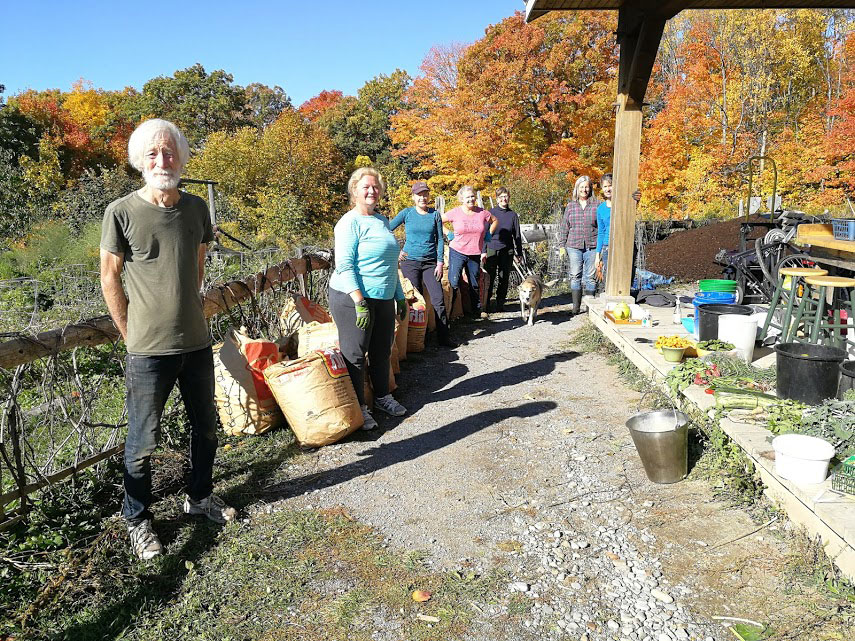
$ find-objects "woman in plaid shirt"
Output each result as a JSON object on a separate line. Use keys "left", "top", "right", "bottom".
{"left": 557, "top": 175, "right": 600, "bottom": 315}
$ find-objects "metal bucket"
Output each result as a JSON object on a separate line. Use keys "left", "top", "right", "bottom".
{"left": 626, "top": 409, "right": 689, "bottom": 484}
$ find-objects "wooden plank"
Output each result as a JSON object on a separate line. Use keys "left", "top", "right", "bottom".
{"left": 0, "top": 254, "right": 331, "bottom": 370}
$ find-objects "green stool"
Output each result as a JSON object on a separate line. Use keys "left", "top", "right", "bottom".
{"left": 788, "top": 275, "right": 855, "bottom": 347}
{"left": 760, "top": 267, "right": 827, "bottom": 341}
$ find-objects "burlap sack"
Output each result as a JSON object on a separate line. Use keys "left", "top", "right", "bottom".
{"left": 406, "top": 290, "right": 427, "bottom": 353}
{"left": 363, "top": 377, "right": 374, "bottom": 408}
{"left": 297, "top": 321, "right": 340, "bottom": 357}
{"left": 440, "top": 258, "right": 463, "bottom": 321}
{"left": 264, "top": 347, "right": 363, "bottom": 447}
{"left": 395, "top": 303, "right": 408, "bottom": 360}
{"left": 390, "top": 341, "right": 400, "bottom": 374}
{"left": 213, "top": 328, "right": 285, "bottom": 436}
{"left": 423, "top": 287, "right": 437, "bottom": 332}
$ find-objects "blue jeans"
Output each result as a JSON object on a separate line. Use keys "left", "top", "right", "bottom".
{"left": 123, "top": 346, "right": 218, "bottom": 525}
{"left": 567, "top": 247, "right": 597, "bottom": 292}
{"left": 447, "top": 247, "right": 483, "bottom": 314}
{"left": 600, "top": 246, "right": 609, "bottom": 288}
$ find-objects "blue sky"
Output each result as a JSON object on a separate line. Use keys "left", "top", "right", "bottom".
{"left": 2, "top": 1, "right": 524, "bottom": 105}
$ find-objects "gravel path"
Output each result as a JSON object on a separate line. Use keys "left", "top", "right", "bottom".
{"left": 259, "top": 294, "right": 817, "bottom": 641}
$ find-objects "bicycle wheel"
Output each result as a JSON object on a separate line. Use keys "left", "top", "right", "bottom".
{"left": 773, "top": 253, "right": 814, "bottom": 281}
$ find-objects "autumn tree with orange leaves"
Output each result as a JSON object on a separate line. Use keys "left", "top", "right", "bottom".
{"left": 391, "top": 11, "right": 617, "bottom": 195}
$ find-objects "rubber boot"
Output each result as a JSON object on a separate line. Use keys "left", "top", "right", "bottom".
{"left": 571, "top": 290, "right": 582, "bottom": 315}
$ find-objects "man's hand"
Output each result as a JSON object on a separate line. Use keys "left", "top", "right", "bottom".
{"left": 433, "top": 261, "right": 444, "bottom": 280}
{"left": 559, "top": 247, "right": 567, "bottom": 258}
{"left": 480, "top": 253, "right": 487, "bottom": 267}
{"left": 355, "top": 301, "right": 371, "bottom": 330}
{"left": 395, "top": 298, "right": 408, "bottom": 322}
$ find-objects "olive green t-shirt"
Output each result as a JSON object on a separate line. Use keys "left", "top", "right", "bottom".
{"left": 100, "top": 191, "right": 214, "bottom": 355}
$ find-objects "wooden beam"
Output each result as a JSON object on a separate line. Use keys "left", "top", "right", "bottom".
{"left": 606, "top": 5, "right": 667, "bottom": 298}
{"left": 0, "top": 254, "right": 331, "bottom": 370}
{"left": 606, "top": 92, "right": 643, "bottom": 298}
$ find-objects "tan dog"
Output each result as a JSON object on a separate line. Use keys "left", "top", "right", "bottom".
{"left": 518, "top": 275, "right": 543, "bottom": 325}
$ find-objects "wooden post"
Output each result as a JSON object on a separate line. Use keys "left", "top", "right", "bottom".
{"left": 605, "top": 8, "right": 668, "bottom": 298}
{"left": 605, "top": 93, "right": 643, "bottom": 298}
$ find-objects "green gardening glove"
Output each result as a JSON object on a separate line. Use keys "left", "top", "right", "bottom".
{"left": 395, "top": 298, "right": 408, "bottom": 322}
{"left": 355, "top": 301, "right": 370, "bottom": 330}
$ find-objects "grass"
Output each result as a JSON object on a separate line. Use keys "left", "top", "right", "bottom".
{"left": 0, "top": 422, "right": 526, "bottom": 641}
{"left": 6, "top": 506, "right": 512, "bottom": 641}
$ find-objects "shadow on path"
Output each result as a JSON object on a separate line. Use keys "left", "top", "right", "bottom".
{"left": 264, "top": 400, "right": 557, "bottom": 501}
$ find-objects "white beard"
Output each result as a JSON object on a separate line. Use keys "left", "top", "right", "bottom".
{"left": 142, "top": 167, "right": 180, "bottom": 190}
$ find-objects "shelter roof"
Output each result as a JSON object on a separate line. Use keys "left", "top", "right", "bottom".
{"left": 526, "top": 0, "right": 855, "bottom": 22}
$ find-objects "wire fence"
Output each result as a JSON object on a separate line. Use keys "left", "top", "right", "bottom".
{"left": 0, "top": 248, "right": 332, "bottom": 529}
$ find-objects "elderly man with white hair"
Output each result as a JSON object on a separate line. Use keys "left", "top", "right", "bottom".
{"left": 100, "top": 118, "right": 234, "bottom": 561}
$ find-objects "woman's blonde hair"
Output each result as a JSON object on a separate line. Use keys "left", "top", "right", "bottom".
{"left": 456, "top": 185, "right": 476, "bottom": 202}
{"left": 572, "top": 175, "right": 592, "bottom": 202}
{"left": 347, "top": 166, "right": 386, "bottom": 205}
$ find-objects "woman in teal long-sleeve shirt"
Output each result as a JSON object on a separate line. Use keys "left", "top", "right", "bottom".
{"left": 595, "top": 174, "right": 641, "bottom": 288}
{"left": 595, "top": 173, "right": 613, "bottom": 282}
{"left": 389, "top": 181, "right": 453, "bottom": 347}
{"left": 329, "top": 167, "right": 408, "bottom": 430}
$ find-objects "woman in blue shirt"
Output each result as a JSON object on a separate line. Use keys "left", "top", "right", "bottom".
{"left": 595, "top": 174, "right": 641, "bottom": 289}
{"left": 595, "top": 173, "right": 613, "bottom": 285}
{"left": 389, "top": 181, "right": 454, "bottom": 347}
{"left": 329, "top": 167, "right": 409, "bottom": 430}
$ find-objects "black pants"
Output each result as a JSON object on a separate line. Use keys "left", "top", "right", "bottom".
{"left": 123, "top": 346, "right": 217, "bottom": 525}
{"left": 328, "top": 287, "right": 394, "bottom": 407}
{"left": 485, "top": 247, "right": 513, "bottom": 311}
{"left": 399, "top": 258, "right": 449, "bottom": 338}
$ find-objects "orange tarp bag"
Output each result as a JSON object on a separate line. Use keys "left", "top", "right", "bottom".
{"left": 213, "top": 327, "right": 285, "bottom": 436}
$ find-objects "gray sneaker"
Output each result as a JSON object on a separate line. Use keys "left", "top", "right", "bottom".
{"left": 361, "top": 405, "right": 378, "bottom": 430}
{"left": 128, "top": 519, "right": 163, "bottom": 560}
{"left": 375, "top": 394, "right": 407, "bottom": 417}
{"left": 183, "top": 494, "right": 236, "bottom": 524}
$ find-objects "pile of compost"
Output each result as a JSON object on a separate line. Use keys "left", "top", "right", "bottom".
{"left": 643, "top": 216, "right": 768, "bottom": 283}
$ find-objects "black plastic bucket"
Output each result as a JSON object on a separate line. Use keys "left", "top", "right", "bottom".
{"left": 839, "top": 360, "right": 855, "bottom": 399}
{"left": 775, "top": 343, "right": 846, "bottom": 405}
{"left": 697, "top": 304, "right": 754, "bottom": 341}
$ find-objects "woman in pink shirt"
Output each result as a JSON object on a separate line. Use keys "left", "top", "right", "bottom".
{"left": 441, "top": 185, "right": 498, "bottom": 319}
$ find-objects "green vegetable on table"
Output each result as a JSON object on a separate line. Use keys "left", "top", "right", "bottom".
{"left": 713, "top": 386, "right": 778, "bottom": 410}
{"left": 696, "top": 339, "right": 735, "bottom": 351}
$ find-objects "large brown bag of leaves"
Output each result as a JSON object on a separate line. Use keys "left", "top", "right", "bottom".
{"left": 406, "top": 290, "right": 427, "bottom": 353}
{"left": 423, "top": 287, "right": 437, "bottom": 332}
{"left": 213, "top": 328, "right": 285, "bottom": 436}
{"left": 395, "top": 302, "right": 408, "bottom": 361}
{"left": 264, "top": 347, "right": 363, "bottom": 447}
{"left": 297, "top": 321, "right": 340, "bottom": 357}
{"left": 280, "top": 293, "right": 332, "bottom": 340}
{"left": 390, "top": 341, "right": 400, "bottom": 374}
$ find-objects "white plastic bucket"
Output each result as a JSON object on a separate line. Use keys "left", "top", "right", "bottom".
{"left": 772, "top": 434, "right": 835, "bottom": 485}
{"left": 718, "top": 314, "right": 758, "bottom": 364}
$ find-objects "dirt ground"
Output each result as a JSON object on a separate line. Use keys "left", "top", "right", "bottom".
{"left": 645, "top": 216, "right": 770, "bottom": 282}
{"left": 259, "top": 293, "right": 848, "bottom": 640}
